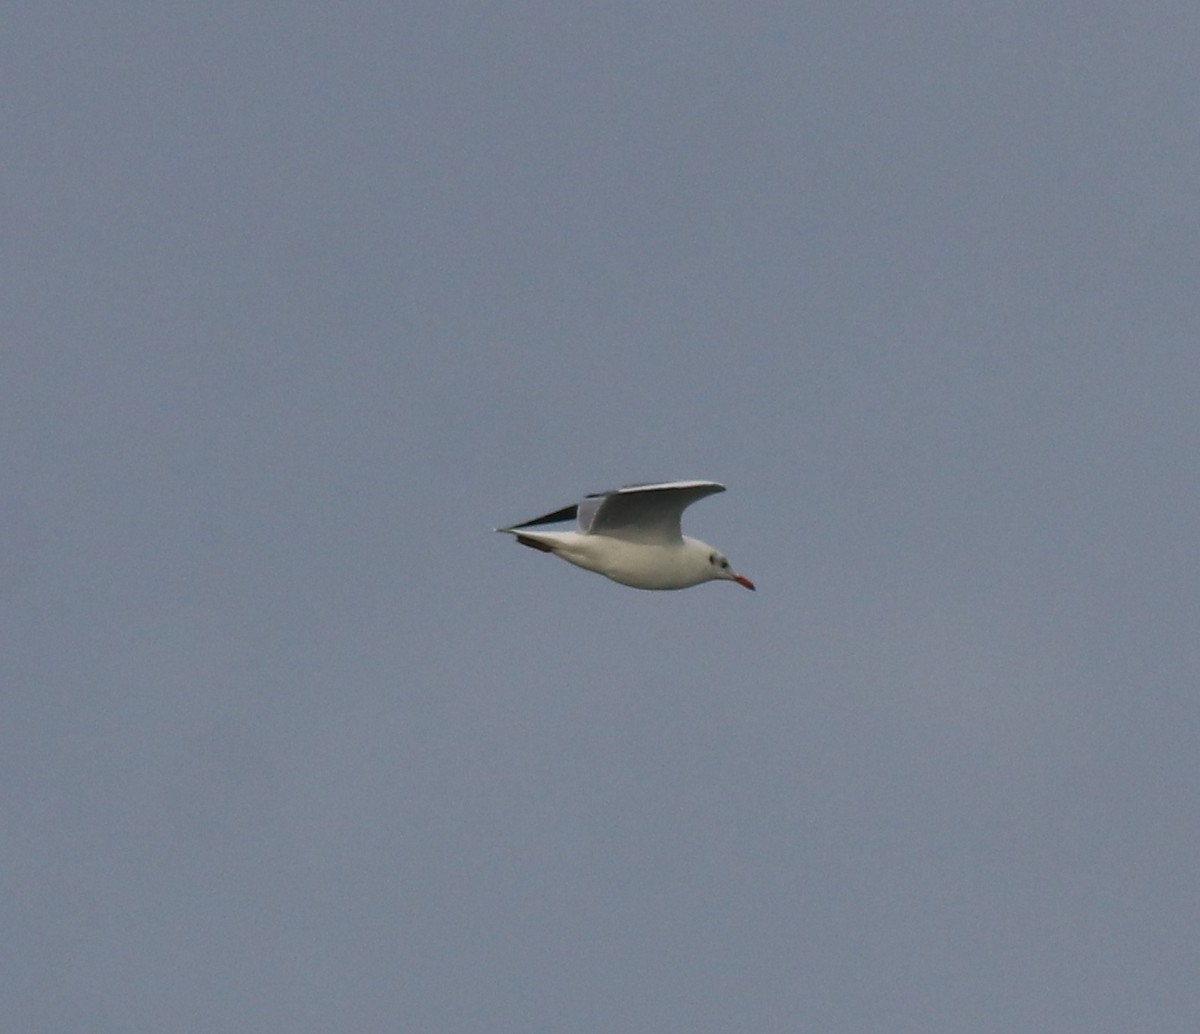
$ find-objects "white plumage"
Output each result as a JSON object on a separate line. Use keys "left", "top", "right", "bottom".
{"left": 496, "top": 480, "right": 754, "bottom": 592}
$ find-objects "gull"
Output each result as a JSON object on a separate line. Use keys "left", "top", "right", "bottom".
{"left": 496, "top": 480, "right": 755, "bottom": 591}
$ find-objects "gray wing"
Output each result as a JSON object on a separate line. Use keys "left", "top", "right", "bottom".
{"left": 581, "top": 480, "right": 726, "bottom": 543}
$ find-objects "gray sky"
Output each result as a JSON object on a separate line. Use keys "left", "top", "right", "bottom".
{"left": 5, "top": 3, "right": 1198, "bottom": 1031}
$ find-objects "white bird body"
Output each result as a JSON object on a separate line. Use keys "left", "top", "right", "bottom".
{"left": 496, "top": 481, "right": 754, "bottom": 592}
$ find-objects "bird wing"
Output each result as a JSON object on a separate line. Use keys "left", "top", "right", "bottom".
{"left": 580, "top": 481, "right": 726, "bottom": 544}
{"left": 502, "top": 503, "right": 578, "bottom": 530}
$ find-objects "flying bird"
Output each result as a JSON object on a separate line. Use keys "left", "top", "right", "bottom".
{"left": 496, "top": 480, "right": 755, "bottom": 591}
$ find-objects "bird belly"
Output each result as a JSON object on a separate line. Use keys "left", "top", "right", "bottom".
{"left": 567, "top": 539, "right": 705, "bottom": 591}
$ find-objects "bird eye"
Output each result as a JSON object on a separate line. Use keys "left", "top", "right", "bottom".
{"left": 720, "top": 559, "right": 728, "bottom": 568}
{"left": 709, "top": 553, "right": 717, "bottom": 564}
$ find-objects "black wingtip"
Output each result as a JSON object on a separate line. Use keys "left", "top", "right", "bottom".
{"left": 511, "top": 504, "right": 578, "bottom": 528}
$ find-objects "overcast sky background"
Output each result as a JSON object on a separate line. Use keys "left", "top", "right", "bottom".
{"left": 5, "top": 3, "right": 1199, "bottom": 1031}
